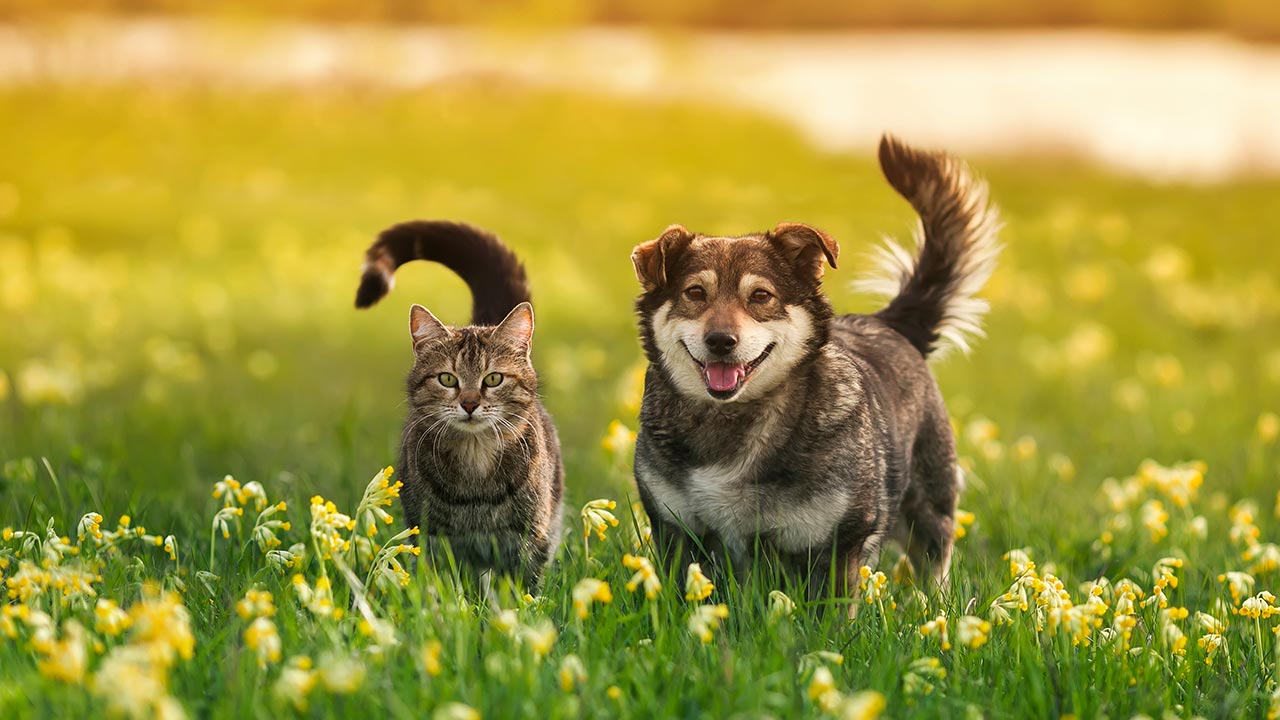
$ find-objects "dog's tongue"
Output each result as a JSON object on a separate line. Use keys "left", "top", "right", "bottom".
{"left": 704, "top": 362, "right": 745, "bottom": 392}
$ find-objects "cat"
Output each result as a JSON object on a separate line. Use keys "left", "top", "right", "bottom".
{"left": 355, "top": 220, "right": 564, "bottom": 590}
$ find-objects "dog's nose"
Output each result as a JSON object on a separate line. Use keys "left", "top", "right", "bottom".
{"left": 704, "top": 331, "right": 738, "bottom": 356}
{"left": 460, "top": 400, "right": 480, "bottom": 415}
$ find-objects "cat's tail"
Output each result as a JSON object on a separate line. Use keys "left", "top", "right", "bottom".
{"left": 354, "top": 220, "right": 531, "bottom": 326}
{"left": 853, "top": 134, "right": 1001, "bottom": 358}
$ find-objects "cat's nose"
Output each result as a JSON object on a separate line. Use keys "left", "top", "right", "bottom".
{"left": 460, "top": 400, "right": 480, "bottom": 415}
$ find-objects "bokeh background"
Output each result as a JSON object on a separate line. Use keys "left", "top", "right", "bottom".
{"left": 2, "top": 1, "right": 1279, "bottom": 556}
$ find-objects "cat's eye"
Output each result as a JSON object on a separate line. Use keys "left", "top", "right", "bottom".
{"left": 684, "top": 286, "right": 706, "bottom": 302}
{"left": 749, "top": 289, "right": 773, "bottom": 304}
{"left": 437, "top": 373, "right": 458, "bottom": 388}
{"left": 483, "top": 372, "right": 504, "bottom": 388}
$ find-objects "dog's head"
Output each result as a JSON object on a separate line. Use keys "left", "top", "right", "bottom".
{"left": 632, "top": 223, "right": 838, "bottom": 403}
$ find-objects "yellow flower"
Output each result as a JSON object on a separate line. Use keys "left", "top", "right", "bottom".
{"left": 492, "top": 609, "right": 519, "bottom": 637}
{"left": 1012, "top": 436, "right": 1037, "bottom": 462}
{"left": 77, "top": 512, "right": 104, "bottom": 544}
{"left": 571, "top": 578, "right": 613, "bottom": 619}
{"left": 236, "top": 589, "right": 276, "bottom": 620}
{"left": 517, "top": 619, "right": 558, "bottom": 660}
{"left": 807, "top": 666, "right": 842, "bottom": 713}
{"left": 770, "top": 590, "right": 796, "bottom": 620}
{"left": 601, "top": 420, "right": 637, "bottom": 459}
{"left": 1219, "top": 571, "right": 1255, "bottom": 606}
{"left": 1197, "top": 633, "right": 1225, "bottom": 664}
{"left": 840, "top": 691, "right": 886, "bottom": 720}
{"left": 35, "top": 620, "right": 87, "bottom": 684}
{"left": 1258, "top": 412, "right": 1279, "bottom": 444}
{"left": 623, "top": 554, "right": 662, "bottom": 599}
{"left": 919, "top": 614, "right": 951, "bottom": 651}
{"left": 606, "top": 685, "right": 623, "bottom": 701}
{"left": 956, "top": 615, "right": 991, "bottom": 650}
{"left": 1239, "top": 591, "right": 1278, "bottom": 619}
{"left": 317, "top": 652, "right": 366, "bottom": 694}
{"left": 902, "top": 657, "right": 946, "bottom": 696}
{"left": 273, "top": 656, "right": 317, "bottom": 711}
{"left": 581, "top": 499, "right": 620, "bottom": 541}
{"left": 421, "top": 640, "right": 443, "bottom": 676}
{"left": 1048, "top": 453, "right": 1076, "bottom": 482}
{"left": 212, "top": 475, "right": 242, "bottom": 506}
{"left": 244, "top": 617, "right": 282, "bottom": 668}
{"left": 94, "top": 599, "right": 131, "bottom": 637}
{"left": 93, "top": 644, "right": 184, "bottom": 719}
{"left": 858, "top": 567, "right": 889, "bottom": 605}
{"left": 128, "top": 583, "right": 195, "bottom": 664}
{"left": 684, "top": 563, "right": 714, "bottom": 602}
{"left": 353, "top": 466, "right": 402, "bottom": 537}
{"left": 1140, "top": 500, "right": 1169, "bottom": 542}
{"left": 559, "top": 653, "right": 586, "bottom": 692}
{"left": 687, "top": 604, "right": 729, "bottom": 644}
{"left": 954, "top": 510, "right": 975, "bottom": 539}
{"left": 162, "top": 535, "right": 177, "bottom": 561}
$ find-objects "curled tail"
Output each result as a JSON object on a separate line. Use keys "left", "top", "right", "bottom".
{"left": 354, "top": 220, "right": 531, "bottom": 326}
{"left": 854, "top": 134, "right": 1002, "bottom": 357}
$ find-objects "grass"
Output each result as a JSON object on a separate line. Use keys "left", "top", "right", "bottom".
{"left": 1, "top": 83, "right": 1279, "bottom": 719}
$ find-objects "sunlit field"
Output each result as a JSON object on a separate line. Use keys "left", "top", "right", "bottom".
{"left": 2, "top": 85, "right": 1280, "bottom": 718}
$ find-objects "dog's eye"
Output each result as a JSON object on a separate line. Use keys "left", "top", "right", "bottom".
{"left": 684, "top": 286, "right": 706, "bottom": 302}
{"left": 438, "top": 373, "right": 458, "bottom": 388}
{"left": 483, "top": 372, "right": 504, "bottom": 388}
{"left": 749, "top": 289, "right": 773, "bottom": 303}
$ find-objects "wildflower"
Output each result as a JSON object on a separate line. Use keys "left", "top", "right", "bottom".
{"left": 1188, "top": 516, "right": 1208, "bottom": 541}
{"left": 685, "top": 563, "right": 714, "bottom": 602}
{"left": 1195, "top": 611, "right": 1225, "bottom": 634}
{"left": 35, "top": 620, "right": 87, "bottom": 684}
{"left": 517, "top": 619, "right": 558, "bottom": 660}
{"left": 1012, "top": 436, "right": 1037, "bottom": 462}
{"left": 687, "top": 604, "right": 729, "bottom": 644}
{"left": 581, "top": 499, "right": 619, "bottom": 541}
{"left": 1258, "top": 412, "right": 1279, "bottom": 444}
{"left": 211, "top": 506, "right": 243, "bottom": 541}
{"left": 1239, "top": 591, "right": 1279, "bottom": 619}
{"left": 808, "top": 665, "right": 843, "bottom": 713}
{"left": 292, "top": 575, "right": 341, "bottom": 620}
{"left": 1137, "top": 459, "right": 1204, "bottom": 508}
{"left": 770, "top": 590, "right": 796, "bottom": 620}
{"left": 1048, "top": 453, "right": 1076, "bottom": 482}
{"left": 274, "top": 656, "right": 317, "bottom": 711}
{"left": 267, "top": 543, "right": 305, "bottom": 573}
{"left": 244, "top": 617, "right": 282, "bottom": 668}
{"left": 602, "top": 420, "right": 637, "bottom": 459}
{"left": 1158, "top": 609, "right": 1188, "bottom": 655}
{"left": 1140, "top": 500, "right": 1169, "bottom": 542}
{"left": 309, "top": 496, "right": 355, "bottom": 559}
{"left": 212, "top": 475, "right": 243, "bottom": 507}
{"left": 1229, "top": 502, "right": 1262, "bottom": 548}
{"left": 236, "top": 589, "right": 276, "bottom": 620}
{"left": 559, "top": 654, "right": 586, "bottom": 692}
{"left": 954, "top": 510, "right": 975, "bottom": 539}
{"left": 492, "top": 609, "right": 519, "bottom": 636}
{"left": 94, "top": 599, "right": 131, "bottom": 636}
{"left": 1111, "top": 614, "right": 1138, "bottom": 650}
{"left": 1246, "top": 543, "right": 1280, "bottom": 575}
{"left": 434, "top": 703, "right": 481, "bottom": 720}
{"left": 1197, "top": 633, "right": 1225, "bottom": 664}
{"left": 571, "top": 578, "right": 613, "bottom": 619}
{"left": 352, "top": 466, "right": 401, "bottom": 537}
{"left": 859, "top": 567, "right": 890, "bottom": 604}
{"left": 1004, "top": 548, "right": 1035, "bottom": 578}
{"left": 956, "top": 616, "right": 991, "bottom": 649}
{"left": 317, "top": 652, "right": 366, "bottom": 694}
{"left": 919, "top": 614, "right": 951, "bottom": 651}
{"left": 840, "top": 691, "right": 887, "bottom": 720}
{"left": 251, "top": 502, "right": 290, "bottom": 552}
{"left": 902, "top": 657, "right": 946, "bottom": 696}
{"left": 239, "top": 481, "right": 269, "bottom": 511}
{"left": 128, "top": 583, "right": 195, "bottom": 664}
{"left": 93, "top": 645, "right": 184, "bottom": 719}
{"left": 421, "top": 640, "right": 443, "bottom": 676}
{"left": 77, "top": 513, "right": 104, "bottom": 544}
{"left": 607, "top": 685, "right": 623, "bottom": 701}
{"left": 162, "top": 535, "right": 178, "bottom": 562}
{"left": 623, "top": 554, "right": 662, "bottom": 599}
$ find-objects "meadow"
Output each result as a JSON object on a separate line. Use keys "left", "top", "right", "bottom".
{"left": 1, "top": 83, "right": 1279, "bottom": 718}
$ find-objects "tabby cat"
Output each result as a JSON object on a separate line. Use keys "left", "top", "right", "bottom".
{"left": 355, "top": 220, "right": 564, "bottom": 589}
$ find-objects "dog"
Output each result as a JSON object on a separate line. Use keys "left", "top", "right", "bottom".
{"left": 629, "top": 135, "right": 999, "bottom": 598}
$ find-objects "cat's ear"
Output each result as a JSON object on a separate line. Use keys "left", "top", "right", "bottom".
{"left": 409, "top": 304, "right": 451, "bottom": 349}
{"left": 496, "top": 302, "right": 535, "bottom": 356}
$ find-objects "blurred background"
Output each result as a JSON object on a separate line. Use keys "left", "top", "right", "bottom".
{"left": 1, "top": 2, "right": 1278, "bottom": 550}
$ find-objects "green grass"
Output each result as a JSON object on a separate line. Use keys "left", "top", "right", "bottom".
{"left": 1, "top": 84, "right": 1279, "bottom": 719}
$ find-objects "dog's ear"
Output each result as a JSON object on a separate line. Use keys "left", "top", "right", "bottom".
{"left": 766, "top": 223, "right": 839, "bottom": 280}
{"left": 632, "top": 224, "right": 696, "bottom": 291}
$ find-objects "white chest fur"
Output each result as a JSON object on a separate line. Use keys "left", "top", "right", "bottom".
{"left": 640, "top": 403, "right": 851, "bottom": 560}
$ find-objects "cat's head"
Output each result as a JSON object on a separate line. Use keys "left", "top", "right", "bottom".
{"left": 405, "top": 302, "right": 539, "bottom": 436}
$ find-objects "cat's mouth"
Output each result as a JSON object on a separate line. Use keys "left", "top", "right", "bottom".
{"left": 681, "top": 341, "right": 776, "bottom": 400}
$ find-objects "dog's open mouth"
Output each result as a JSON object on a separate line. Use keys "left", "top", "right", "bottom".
{"left": 682, "top": 342, "right": 775, "bottom": 399}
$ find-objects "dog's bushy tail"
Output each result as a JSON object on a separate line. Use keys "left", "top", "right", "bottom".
{"left": 854, "top": 134, "right": 1001, "bottom": 358}
{"left": 354, "top": 220, "right": 531, "bottom": 326}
